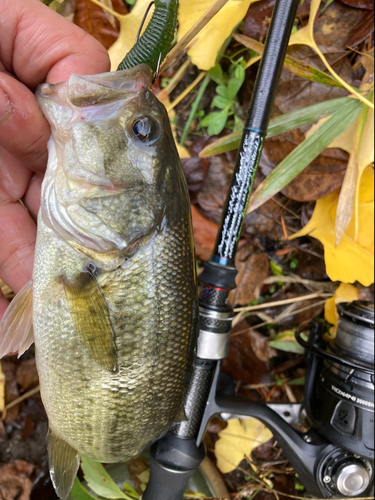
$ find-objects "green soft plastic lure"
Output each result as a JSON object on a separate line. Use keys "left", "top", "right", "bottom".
{"left": 117, "top": 0, "right": 179, "bottom": 73}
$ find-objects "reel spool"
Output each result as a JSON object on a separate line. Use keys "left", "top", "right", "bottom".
{"left": 299, "top": 301, "right": 374, "bottom": 498}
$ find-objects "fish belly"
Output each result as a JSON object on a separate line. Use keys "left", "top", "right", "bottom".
{"left": 33, "top": 216, "right": 197, "bottom": 462}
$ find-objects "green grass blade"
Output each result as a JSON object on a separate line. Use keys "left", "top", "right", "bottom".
{"left": 249, "top": 98, "right": 363, "bottom": 211}
{"left": 268, "top": 97, "right": 350, "bottom": 137}
{"left": 269, "top": 340, "right": 305, "bottom": 354}
{"left": 180, "top": 74, "right": 211, "bottom": 146}
{"left": 234, "top": 34, "right": 344, "bottom": 89}
{"left": 199, "top": 97, "right": 351, "bottom": 157}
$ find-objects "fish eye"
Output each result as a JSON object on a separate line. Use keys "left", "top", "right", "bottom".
{"left": 132, "top": 117, "right": 158, "bottom": 143}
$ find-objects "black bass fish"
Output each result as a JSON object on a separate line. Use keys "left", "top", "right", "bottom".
{"left": 0, "top": 64, "right": 198, "bottom": 499}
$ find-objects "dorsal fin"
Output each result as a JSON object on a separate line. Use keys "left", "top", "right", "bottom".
{"left": 63, "top": 270, "right": 118, "bottom": 373}
{"left": 0, "top": 280, "right": 34, "bottom": 358}
{"left": 47, "top": 429, "right": 80, "bottom": 500}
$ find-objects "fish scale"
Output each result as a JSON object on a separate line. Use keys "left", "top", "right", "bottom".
{"left": 34, "top": 209, "right": 196, "bottom": 462}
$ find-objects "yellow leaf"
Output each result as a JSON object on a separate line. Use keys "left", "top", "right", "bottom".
{"left": 178, "top": 0, "right": 258, "bottom": 70}
{"left": 90, "top": 0, "right": 154, "bottom": 71}
{"left": 214, "top": 418, "right": 273, "bottom": 474}
{"left": 325, "top": 283, "right": 359, "bottom": 337}
{"left": 290, "top": 166, "right": 374, "bottom": 287}
{"left": 176, "top": 143, "right": 191, "bottom": 159}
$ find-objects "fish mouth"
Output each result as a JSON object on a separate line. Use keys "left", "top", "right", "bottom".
{"left": 37, "top": 64, "right": 153, "bottom": 109}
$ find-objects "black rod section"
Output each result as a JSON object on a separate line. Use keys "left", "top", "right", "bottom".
{"left": 200, "top": 0, "right": 299, "bottom": 287}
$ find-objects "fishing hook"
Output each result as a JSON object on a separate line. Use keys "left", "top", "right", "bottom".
{"left": 153, "top": 53, "right": 163, "bottom": 83}
{"left": 135, "top": 1, "right": 155, "bottom": 43}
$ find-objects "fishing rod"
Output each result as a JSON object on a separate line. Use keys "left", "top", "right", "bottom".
{"left": 142, "top": 1, "right": 374, "bottom": 499}
{"left": 142, "top": 0, "right": 301, "bottom": 498}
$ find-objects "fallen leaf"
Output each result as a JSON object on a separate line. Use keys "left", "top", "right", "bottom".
{"left": 74, "top": 0, "right": 127, "bottom": 50}
{"left": 339, "top": 0, "right": 373, "bottom": 9}
{"left": 178, "top": 0, "right": 259, "bottom": 71}
{"left": 313, "top": 1, "right": 374, "bottom": 53}
{"left": 248, "top": 97, "right": 362, "bottom": 212}
{"left": 259, "top": 133, "right": 348, "bottom": 202}
{"left": 290, "top": 166, "right": 374, "bottom": 286}
{"left": 191, "top": 205, "right": 218, "bottom": 261}
{"left": 297, "top": 244, "right": 327, "bottom": 280}
{"left": 243, "top": 0, "right": 311, "bottom": 42}
{"left": 16, "top": 359, "right": 39, "bottom": 392}
{"left": 324, "top": 283, "right": 359, "bottom": 337}
{"left": 335, "top": 96, "right": 373, "bottom": 245}
{"left": 222, "top": 322, "right": 274, "bottom": 389}
{"left": 181, "top": 157, "right": 209, "bottom": 196}
{"left": 228, "top": 245, "right": 269, "bottom": 307}
{"left": 90, "top": 0, "right": 154, "bottom": 70}
{"left": 309, "top": 93, "right": 374, "bottom": 244}
{"left": 1, "top": 359, "right": 20, "bottom": 423}
{"left": 289, "top": 0, "right": 373, "bottom": 109}
{"left": 214, "top": 418, "right": 273, "bottom": 474}
{"left": 0, "top": 461, "right": 35, "bottom": 500}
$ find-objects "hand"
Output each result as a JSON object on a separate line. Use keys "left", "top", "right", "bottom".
{"left": 0, "top": 0, "right": 110, "bottom": 318}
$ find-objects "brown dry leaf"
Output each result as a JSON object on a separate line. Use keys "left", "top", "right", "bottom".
{"left": 313, "top": 2, "right": 374, "bottom": 53}
{"left": 1, "top": 359, "right": 20, "bottom": 423}
{"left": 16, "top": 359, "right": 39, "bottom": 392}
{"left": 191, "top": 205, "right": 218, "bottom": 261}
{"left": 0, "top": 462, "right": 35, "bottom": 500}
{"left": 222, "top": 322, "right": 273, "bottom": 387}
{"left": 197, "top": 155, "right": 233, "bottom": 224}
{"left": 181, "top": 157, "right": 209, "bottom": 201}
{"left": 340, "top": 0, "right": 373, "bottom": 9}
{"left": 229, "top": 246, "right": 269, "bottom": 307}
{"left": 289, "top": 0, "right": 373, "bottom": 109}
{"left": 74, "top": 0, "right": 127, "bottom": 50}
{"left": 259, "top": 132, "right": 348, "bottom": 202}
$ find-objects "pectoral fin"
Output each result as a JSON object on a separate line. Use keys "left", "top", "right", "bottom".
{"left": 47, "top": 429, "right": 80, "bottom": 500}
{"left": 63, "top": 271, "right": 118, "bottom": 372}
{"left": 0, "top": 280, "right": 34, "bottom": 358}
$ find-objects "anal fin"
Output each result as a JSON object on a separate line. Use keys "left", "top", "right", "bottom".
{"left": 0, "top": 280, "right": 34, "bottom": 358}
{"left": 47, "top": 429, "right": 80, "bottom": 500}
{"left": 63, "top": 270, "right": 118, "bottom": 373}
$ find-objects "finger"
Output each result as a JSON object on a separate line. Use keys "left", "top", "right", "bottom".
{"left": 0, "top": 202, "right": 36, "bottom": 296}
{"left": 0, "top": 289, "right": 9, "bottom": 320}
{"left": 23, "top": 173, "right": 43, "bottom": 222}
{"left": 0, "top": 146, "right": 33, "bottom": 204}
{"left": 0, "top": 74, "right": 51, "bottom": 172}
{"left": 1, "top": 0, "right": 110, "bottom": 88}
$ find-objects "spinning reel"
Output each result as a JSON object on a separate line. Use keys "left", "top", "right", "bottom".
{"left": 143, "top": 299, "right": 374, "bottom": 500}
{"left": 300, "top": 301, "right": 374, "bottom": 497}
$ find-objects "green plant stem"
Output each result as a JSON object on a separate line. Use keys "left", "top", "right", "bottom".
{"left": 180, "top": 74, "right": 211, "bottom": 146}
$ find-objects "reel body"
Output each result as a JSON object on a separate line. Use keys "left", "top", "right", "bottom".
{"left": 303, "top": 301, "right": 374, "bottom": 497}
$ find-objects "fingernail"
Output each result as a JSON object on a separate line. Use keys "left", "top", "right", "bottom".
{"left": 0, "top": 88, "right": 11, "bottom": 124}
